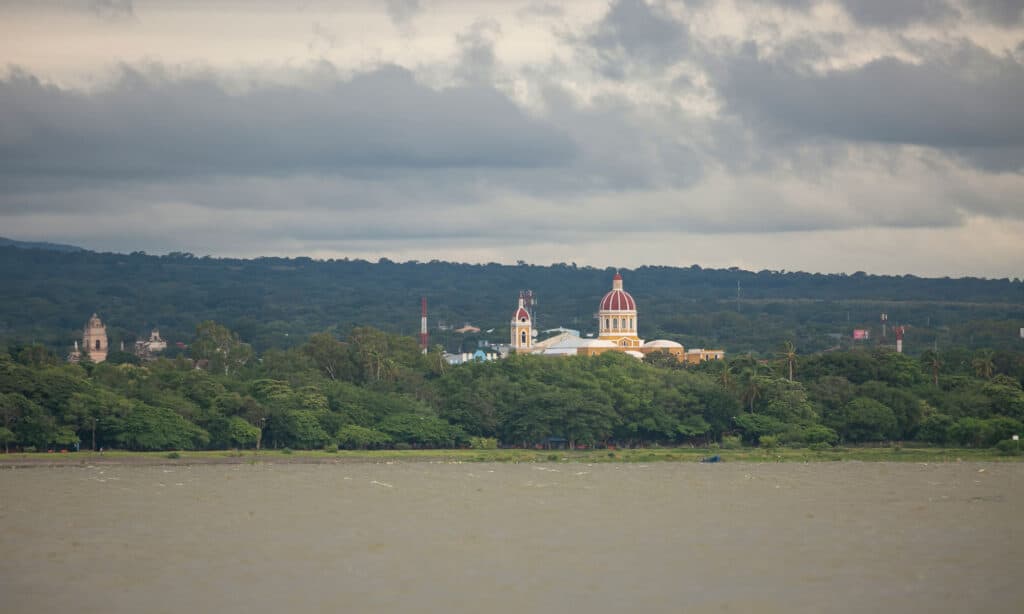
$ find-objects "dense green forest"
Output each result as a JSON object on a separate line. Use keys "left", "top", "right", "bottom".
{"left": 1, "top": 245, "right": 1022, "bottom": 356}
{"left": 1, "top": 321, "right": 1022, "bottom": 454}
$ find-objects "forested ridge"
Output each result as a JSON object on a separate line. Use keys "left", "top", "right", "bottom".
{"left": 2, "top": 245, "right": 1022, "bottom": 454}
{"left": 1, "top": 322, "right": 1022, "bottom": 454}
{"left": 1, "top": 245, "right": 1022, "bottom": 356}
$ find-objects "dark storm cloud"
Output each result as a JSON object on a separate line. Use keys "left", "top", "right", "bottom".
{"left": 584, "top": 0, "right": 689, "bottom": 78}
{"left": 0, "top": 65, "right": 577, "bottom": 180}
{"left": 716, "top": 41, "right": 1024, "bottom": 162}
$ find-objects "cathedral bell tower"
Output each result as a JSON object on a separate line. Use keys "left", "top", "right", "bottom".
{"left": 510, "top": 293, "right": 533, "bottom": 352}
{"left": 83, "top": 313, "right": 109, "bottom": 363}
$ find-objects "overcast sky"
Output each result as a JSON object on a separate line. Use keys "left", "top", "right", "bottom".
{"left": 1, "top": 0, "right": 1022, "bottom": 277}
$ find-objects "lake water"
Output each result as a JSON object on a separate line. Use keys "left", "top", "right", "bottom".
{"left": 1, "top": 461, "right": 1021, "bottom": 613}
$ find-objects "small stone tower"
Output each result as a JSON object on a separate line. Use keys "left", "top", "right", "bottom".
{"left": 83, "top": 313, "right": 108, "bottom": 363}
{"left": 510, "top": 293, "right": 532, "bottom": 352}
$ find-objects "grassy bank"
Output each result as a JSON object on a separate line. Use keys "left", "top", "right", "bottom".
{"left": 0, "top": 445, "right": 1019, "bottom": 467}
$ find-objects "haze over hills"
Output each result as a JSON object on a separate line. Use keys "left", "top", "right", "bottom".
{"left": 1, "top": 245, "right": 1020, "bottom": 356}
{"left": 0, "top": 236, "right": 83, "bottom": 253}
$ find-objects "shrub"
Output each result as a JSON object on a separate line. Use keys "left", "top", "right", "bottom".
{"left": 336, "top": 425, "right": 391, "bottom": 450}
{"left": 281, "top": 447, "right": 293, "bottom": 455}
{"left": 917, "top": 414, "right": 953, "bottom": 444}
{"left": 995, "top": 439, "right": 1021, "bottom": 456}
{"left": 760, "top": 435, "right": 779, "bottom": 449}
{"left": 721, "top": 435, "right": 742, "bottom": 449}
{"left": 323, "top": 443, "right": 338, "bottom": 453}
{"left": 165, "top": 451, "right": 180, "bottom": 459}
{"left": 469, "top": 436, "right": 499, "bottom": 450}
{"left": 981, "top": 417, "right": 1023, "bottom": 448}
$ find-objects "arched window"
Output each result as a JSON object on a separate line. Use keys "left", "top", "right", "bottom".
{"left": 521, "top": 331, "right": 527, "bottom": 345}
{"left": 613, "top": 318, "right": 619, "bottom": 329}
{"left": 604, "top": 318, "right": 609, "bottom": 330}
{"left": 629, "top": 318, "right": 633, "bottom": 330}
{"left": 95, "top": 339, "right": 101, "bottom": 350}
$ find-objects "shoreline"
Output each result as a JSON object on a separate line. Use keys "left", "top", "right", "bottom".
{"left": 0, "top": 446, "right": 1017, "bottom": 467}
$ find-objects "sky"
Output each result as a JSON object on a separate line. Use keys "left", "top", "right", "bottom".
{"left": 1, "top": 0, "right": 1022, "bottom": 277}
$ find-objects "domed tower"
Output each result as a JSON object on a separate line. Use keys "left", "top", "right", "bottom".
{"left": 598, "top": 273, "right": 642, "bottom": 348}
{"left": 510, "top": 292, "right": 533, "bottom": 352}
{"left": 83, "top": 313, "right": 108, "bottom": 363}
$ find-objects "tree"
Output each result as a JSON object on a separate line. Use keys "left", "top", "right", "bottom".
{"left": 778, "top": 341, "right": 797, "bottom": 381}
{"left": 379, "top": 413, "right": 464, "bottom": 448}
{"left": 190, "top": 321, "right": 254, "bottom": 376}
{"left": 117, "top": 403, "right": 210, "bottom": 451}
{"left": 835, "top": 397, "right": 898, "bottom": 443}
{"left": 921, "top": 350, "right": 943, "bottom": 387}
{"left": 734, "top": 413, "right": 787, "bottom": 445}
{"left": 972, "top": 349, "right": 996, "bottom": 380}
{"left": 227, "top": 416, "right": 260, "bottom": 448}
{"left": 740, "top": 372, "right": 767, "bottom": 412}
{"left": 717, "top": 362, "right": 734, "bottom": 390}
{"left": 303, "top": 332, "right": 354, "bottom": 381}
{"left": 643, "top": 350, "right": 680, "bottom": 370}
{"left": 917, "top": 414, "right": 953, "bottom": 444}
{"left": 0, "top": 426, "right": 14, "bottom": 452}
{"left": 336, "top": 424, "right": 392, "bottom": 449}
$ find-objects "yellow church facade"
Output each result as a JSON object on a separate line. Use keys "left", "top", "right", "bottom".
{"left": 512, "top": 273, "right": 724, "bottom": 364}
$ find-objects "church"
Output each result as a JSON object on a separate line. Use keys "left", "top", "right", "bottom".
{"left": 68, "top": 313, "right": 109, "bottom": 363}
{"left": 510, "top": 273, "right": 724, "bottom": 364}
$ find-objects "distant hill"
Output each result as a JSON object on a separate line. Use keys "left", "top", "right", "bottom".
{"left": 0, "top": 236, "right": 84, "bottom": 253}
{"left": 0, "top": 246, "right": 1021, "bottom": 356}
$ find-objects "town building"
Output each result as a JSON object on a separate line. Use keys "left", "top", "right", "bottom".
{"left": 134, "top": 329, "right": 167, "bottom": 360}
{"left": 69, "top": 313, "right": 109, "bottom": 363}
{"left": 510, "top": 273, "right": 724, "bottom": 364}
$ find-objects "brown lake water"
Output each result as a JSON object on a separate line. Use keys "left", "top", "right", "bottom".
{"left": 1, "top": 461, "right": 1021, "bottom": 613}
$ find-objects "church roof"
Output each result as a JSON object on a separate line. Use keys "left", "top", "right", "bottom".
{"left": 643, "top": 339, "right": 682, "bottom": 349}
{"left": 600, "top": 288, "right": 635, "bottom": 311}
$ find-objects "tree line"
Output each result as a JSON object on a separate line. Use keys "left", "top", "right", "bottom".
{"left": 2, "top": 322, "right": 1022, "bottom": 453}
{"left": 1, "top": 246, "right": 1022, "bottom": 358}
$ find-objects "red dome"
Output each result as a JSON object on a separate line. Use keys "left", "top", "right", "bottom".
{"left": 600, "top": 289, "right": 636, "bottom": 311}
{"left": 513, "top": 307, "right": 531, "bottom": 322}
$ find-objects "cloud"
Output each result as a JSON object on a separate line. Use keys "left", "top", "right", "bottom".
{"left": 0, "top": 65, "right": 577, "bottom": 182}
{"left": 89, "top": 0, "right": 135, "bottom": 21}
{"left": 715, "top": 41, "right": 1024, "bottom": 168}
{"left": 837, "top": 0, "right": 958, "bottom": 28}
{"left": 964, "top": 0, "right": 1024, "bottom": 25}
{"left": 1, "top": 1, "right": 1023, "bottom": 276}
{"left": 385, "top": 0, "right": 422, "bottom": 28}
{"left": 583, "top": 0, "right": 690, "bottom": 78}
{"left": 455, "top": 20, "right": 502, "bottom": 84}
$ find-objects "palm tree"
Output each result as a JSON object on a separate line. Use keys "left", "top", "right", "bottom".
{"left": 740, "top": 370, "right": 763, "bottom": 412}
{"left": 778, "top": 341, "right": 797, "bottom": 381}
{"left": 718, "top": 362, "right": 734, "bottom": 390}
{"left": 922, "top": 350, "right": 942, "bottom": 387}
{"left": 972, "top": 349, "right": 995, "bottom": 380}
